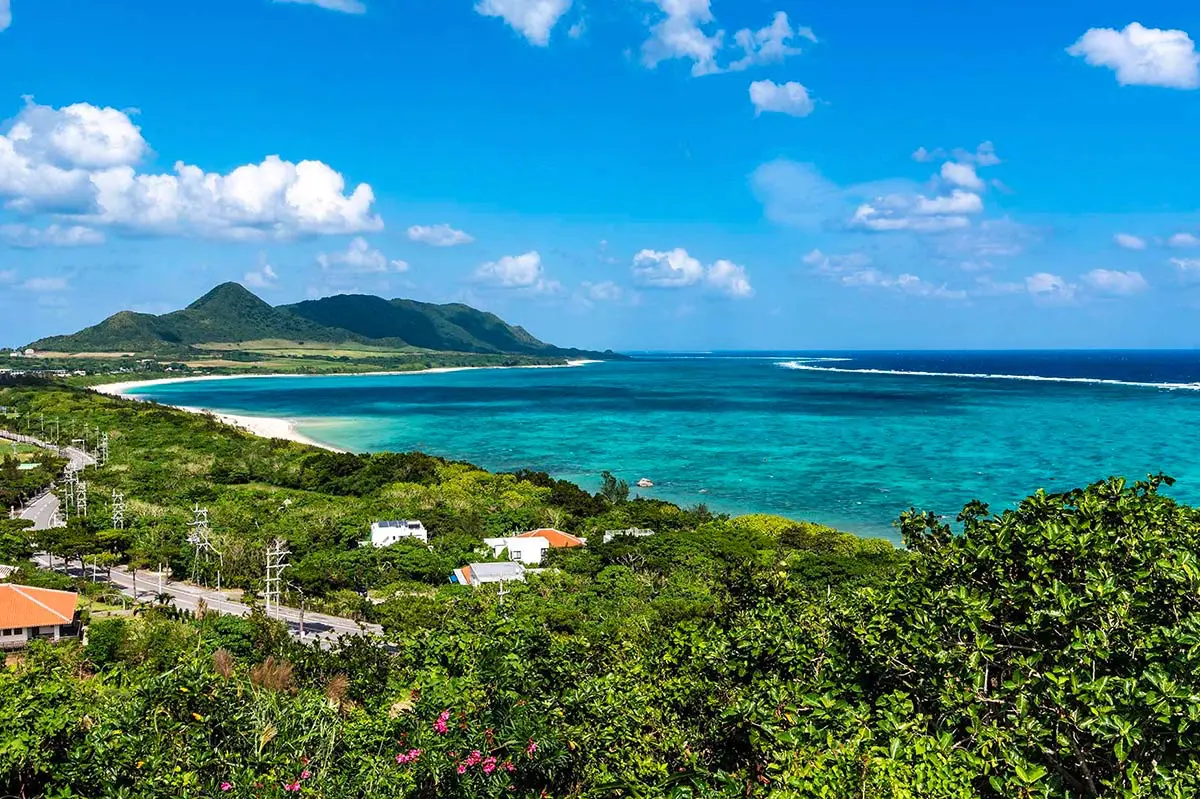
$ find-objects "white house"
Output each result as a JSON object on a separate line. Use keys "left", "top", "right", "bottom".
{"left": 483, "top": 535, "right": 551, "bottom": 565}
{"left": 452, "top": 562, "right": 526, "bottom": 587}
{"left": 602, "top": 528, "right": 656, "bottom": 544}
{"left": 363, "top": 520, "right": 428, "bottom": 547}
{"left": 0, "top": 584, "right": 80, "bottom": 650}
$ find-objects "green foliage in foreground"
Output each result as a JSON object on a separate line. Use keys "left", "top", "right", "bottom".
{"left": 3, "top": 477, "right": 1200, "bottom": 797}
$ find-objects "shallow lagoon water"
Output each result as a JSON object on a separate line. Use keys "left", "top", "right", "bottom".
{"left": 127, "top": 351, "right": 1200, "bottom": 540}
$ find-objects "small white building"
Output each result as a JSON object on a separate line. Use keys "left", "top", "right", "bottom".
{"left": 602, "top": 528, "right": 656, "bottom": 544}
{"left": 452, "top": 562, "right": 526, "bottom": 587}
{"left": 483, "top": 535, "right": 552, "bottom": 565}
{"left": 363, "top": 520, "right": 429, "bottom": 547}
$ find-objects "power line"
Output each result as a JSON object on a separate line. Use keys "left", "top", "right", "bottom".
{"left": 187, "top": 505, "right": 222, "bottom": 587}
{"left": 111, "top": 490, "right": 125, "bottom": 530}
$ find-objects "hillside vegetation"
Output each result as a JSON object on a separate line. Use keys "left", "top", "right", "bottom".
{"left": 2, "top": 380, "right": 1200, "bottom": 797}
{"left": 28, "top": 283, "right": 613, "bottom": 360}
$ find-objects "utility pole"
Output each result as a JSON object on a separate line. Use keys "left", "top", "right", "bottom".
{"left": 287, "top": 582, "right": 306, "bottom": 639}
{"left": 111, "top": 490, "right": 124, "bottom": 530}
{"left": 264, "top": 538, "right": 289, "bottom": 617}
{"left": 186, "top": 505, "right": 222, "bottom": 587}
{"left": 76, "top": 480, "right": 87, "bottom": 519}
{"left": 97, "top": 432, "right": 109, "bottom": 467}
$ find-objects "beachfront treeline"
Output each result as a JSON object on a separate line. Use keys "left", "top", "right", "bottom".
{"left": 2, "top": 379, "right": 1200, "bottom": 797}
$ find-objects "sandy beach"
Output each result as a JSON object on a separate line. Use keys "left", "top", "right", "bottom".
{"left": 91, "top": 359, "right": 602, "bottom": 452}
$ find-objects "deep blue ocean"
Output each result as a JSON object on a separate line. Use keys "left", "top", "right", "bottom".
{"left": 127, "top": 351, "right": 1200, "bottom": 540}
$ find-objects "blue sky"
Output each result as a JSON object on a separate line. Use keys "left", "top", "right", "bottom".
{"left": 2, "top": 0, "right": 1200, "bottom": 351}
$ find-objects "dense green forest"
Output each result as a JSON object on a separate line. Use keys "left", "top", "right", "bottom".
{"left": 2, "top": 379, "right": 1199, "bottom": 797}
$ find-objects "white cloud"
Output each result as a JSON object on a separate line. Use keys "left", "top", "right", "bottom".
{"left": 474, "top": 250, "right": 562, "bottom": 294}
{"left": 0, "top": 99, "right": 380, "bottom": 239}
{"left": 407, "top": 223, "right": 474, "bottom": 247}
{"left": 274, "top": 0, "right": 366, "bottom": 13}
{"left": 475, "top": 0, "right": 572, "bottom": 46}
{"left": 0, "top": 0, "right": 10, "bottom": 33}
{"left": 915, "top": 190, "right": 983, "bottom": 215}
{"left": 0, "top": 223, "right": 104, "bottom": 248}
{"left": 749, "top": 80, "right": 814, "bottom": 117}
{"left": 567, "top": 19, "right": 586, "bottom": 38}
{"left": 1025, "top": 272, "right": 1076, "bottom": 302}
{"left": 1068, "top": 22, "right": 1200, "bottom": 89}
{"left": 728, "top": 12, "right": 814, "bottom": 71}
{"left": 243, "top": 262, "right": 279, "bottom": 289}
{"left": 1168, "top": 232, "right": 1200, "bottom": 248}
{"left": 631, "top": 248, "right": 752, "bottom": 298}
{"left": 9, "top": 99, "right": 147, "bottom": 169}
{"left": 1114, "top": 232, "right": 1147, "bottom": 250}
{"left": 1083, "top": 268, "right": 1147, "bottom": 295}
{"left": 940, "top": 162, "right": 983, "bottom": 191}
{"left": 1170, "top": 257, "right": 1200, "bottom": 271}
{"left": 632, "top": 247, "right": 705, "bottom": 287}
{"left": 581, "top": 280, "right": 625, "bottom": 301}
{"left": 914, "top": 142, "right": 1000, "bottom": 167}
{"left": 21, "top": 276, "right": 68, "bottom": 292}
{"left": 642, "top": 0, "right": 724, "bottom": 76}
{"left": 0, "top": 268, "right": 16, "bottom": 284}
{"left": 706, "top": 259, "right": 753, "bottom": 298}
{"left": 843, "top": 269, "right": 966, "bottom": 300}
{"left": 803, "top": 248, "right": 871, "bottom": 273}
{"left": 318, "top": 237, "right": 408, "bottom": 274}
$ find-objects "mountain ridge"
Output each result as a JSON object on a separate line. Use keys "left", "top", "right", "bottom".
{"left": 28, "top": 283, "right": 615, "bottom": 359}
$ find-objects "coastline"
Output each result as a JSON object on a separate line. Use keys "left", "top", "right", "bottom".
{"left": 90, "top": 359, "right": 602, "bottom": 453}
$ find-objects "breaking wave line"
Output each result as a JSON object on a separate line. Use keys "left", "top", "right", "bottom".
{"left": 775, "top": 361, "right": 1200, "bottom": 391}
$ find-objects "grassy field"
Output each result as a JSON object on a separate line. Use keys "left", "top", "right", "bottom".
{"left": 196, "top": 339, "right": 424, "bottom": 357}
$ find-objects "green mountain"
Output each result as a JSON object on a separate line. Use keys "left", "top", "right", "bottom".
{"left": 28, "top": 283, "right": 609, "bottom": 358}
{"left": 280, "top": 295, "right": 558, "bottom": 355}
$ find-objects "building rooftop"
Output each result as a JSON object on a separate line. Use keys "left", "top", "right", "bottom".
{"left": 0, "top": 584, "right": 78, "bottom": 629}
{"left": 516, "top": 528, "right": 586, "bottom": 548}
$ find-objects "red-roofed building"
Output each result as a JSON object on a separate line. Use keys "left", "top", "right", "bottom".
{"left": 0, "top": 584, "right": 80, "bottom": 650}
{"left": 516, "top": 528, "right": 586, "bottom": 549}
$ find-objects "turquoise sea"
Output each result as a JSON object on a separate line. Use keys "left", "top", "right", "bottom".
{"left": 126, "top": 351, "right": 1200, "bottom": 540}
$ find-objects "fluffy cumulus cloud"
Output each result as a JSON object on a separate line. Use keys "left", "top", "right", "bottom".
{"left": 749, "top": 80, "right": 814, "bottom": 117}
{"left": 274, "top": 0, "right": 366, "bottom": 13}
{"left": 318, "top": 237, "right": 408, "bottom": 274}
{"left": 475, "top": 0, "right": 572, "bottom": 45}
{"left": 1082, "top": 268, "right": 1147, "bottom": 295}
{"left": 0, "top": 99, "right": 381, "bottom": 239}
{"left": 1168, "top": 232, "right": 1200, "bottom": 248}
{"left": 0, "top": 0, "right": 11, "bottom": 33}
{"left": 1025, "top": 272, "right": 1076, "bottom": 302}
{"left": 1169, "top": 257, "right": 1200, "bottom": 271}
{"left": 474, "top": 250, "right": 562, "bottom": 294}
{"left": 1068, "top": 22, "right": 1200, "bottom": 89}
{"left": 914, "top": 142, "right": 1001, "bottom": 167}
{"left": 631, "top": 247, "right": 752, "bottom": 298}
{"left": 581, "top": 280, "right": 625, "bottom": 302}
{"left": 1114, "top": 232, "right": 1147, "bottom": 250}
{"left": 243, "top": 261, "right": 279, "bottom": 289}
{"left": 756, "top": 151, "right": 999, "bottom": 236}
{"left": 0, "top": 223, "right": 103, "bottom": 248}
{"left": 728, "top": 12, "right": 815, "bottom": 71}
{"left": 642, "top": 3, "right": 811, "bottom": 77}
{"left": 850, "top": 190, "right": 982, "bottom": 233}
{"left": 940, "top": 161, "right": 984, "bottom": 191}
{"left": 407, "top": 223, "right": 474, "bottom": 247}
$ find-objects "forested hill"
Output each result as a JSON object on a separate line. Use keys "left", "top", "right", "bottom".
{"left": 28, "top": 283, "right": 615, "bottom": 359}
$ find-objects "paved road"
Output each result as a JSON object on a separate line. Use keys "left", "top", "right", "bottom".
{"left": 3, "top": 431, "right": 95, "bottom": 530}
{"left": 37, "top": 555, "right": 383, "bottom": 645}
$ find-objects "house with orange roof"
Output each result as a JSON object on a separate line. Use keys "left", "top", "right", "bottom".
{"left": 483, "top": 528, "right": 587, "bottom": 565}
{"left": 0, "top": 583, "right": 80, "bottom": 650}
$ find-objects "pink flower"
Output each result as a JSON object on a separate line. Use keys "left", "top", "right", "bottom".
{"left": 457, "top": 763, "right": 468, "bottom": 775}
{"left": 526, "top": 740, "right": 538, "bottom": 756}
{"left": 283, "top": 781, "right": 301, "bottom": 792}
{"left": 300, "top": 770, "right": 311, "bottom": 780}
{"left": 504, "top": 761, "right": 516, "bottom": 773}
{"left": 433, "top": 710, "right": 451, "bottom": 735}
{"left": 220, "top": 783, "right": 233, "bottom": 792}
{"left": 395, "top": 748, "right": 423, "bottom": 765}
{"left": 467, "top": 750, "right": 483, "bottom": 766}
{"left": 482, "top": 756, "right": 497, "bottom": 775}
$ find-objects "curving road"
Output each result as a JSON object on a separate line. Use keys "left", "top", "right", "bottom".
{"left": 2, "top": 430, "right": 95, "bottom": 530}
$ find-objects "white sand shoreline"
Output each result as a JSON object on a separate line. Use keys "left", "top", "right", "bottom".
{"left": 90, "top": 359, "right": 603, "bottom": 452}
